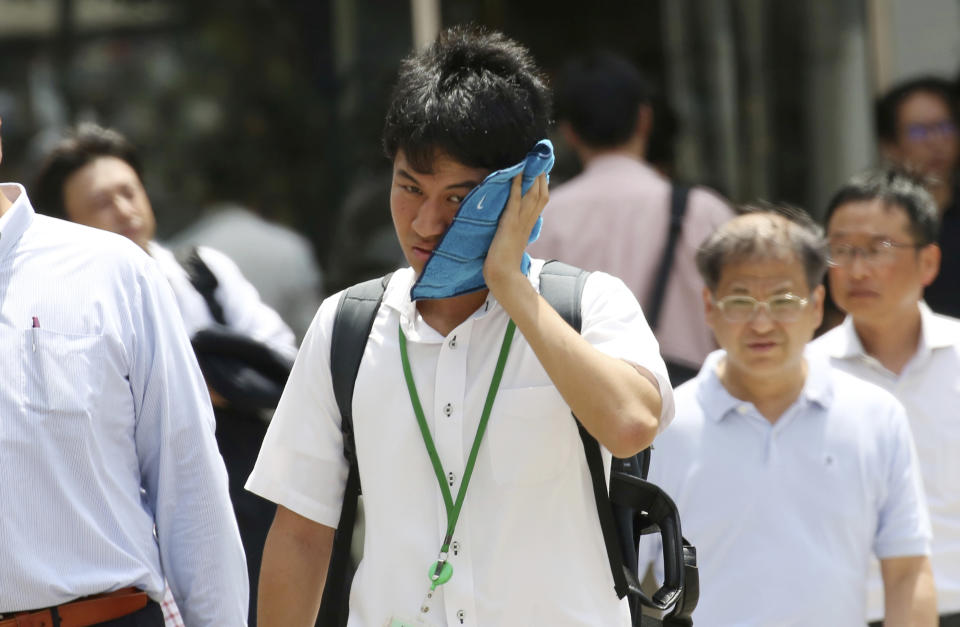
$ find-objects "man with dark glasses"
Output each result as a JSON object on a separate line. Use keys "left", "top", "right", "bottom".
{"left": 875, "top": 77, "right": 960, "bottom": 318}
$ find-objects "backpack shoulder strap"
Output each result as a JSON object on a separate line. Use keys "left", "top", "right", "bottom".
{"left": 175, "top": 246, "right": 227, "bottom": 325}
{"left": 330, "top": 273, "right": 394, "bottom": 454}
{"left": 318, "top": 272, "right": 392, "bottom": 627}
{"left": 646, "top": 184, "right": 690, "bottom": 333}
{"left": 539, "top": 261, "right": 631, "bottom": 601}
{"left": 537, "top": 260, "right": 589, "bottom": 333}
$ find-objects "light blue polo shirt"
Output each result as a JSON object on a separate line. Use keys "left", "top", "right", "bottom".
{"left": 641, "top": 351, "right": 931, "bottom": 626}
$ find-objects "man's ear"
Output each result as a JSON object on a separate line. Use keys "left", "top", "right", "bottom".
{"left": 811, "top": 284, "right": 826, "bottom": 329}
{"left": 636, "top": 103, "right": 654, "bottom": 143}
{"left": 702, "top": 286, "right": 716, "bottom": 322}
{"left": 919, "top": 243, "right": 942, "bottom": 287}
{"left": 879, "top": 139, "right": 902, "bottom": 164}
{"left": 558, "top": 121, "right": 581, "bottom": 153}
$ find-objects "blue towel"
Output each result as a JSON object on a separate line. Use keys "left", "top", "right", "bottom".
{"left": 410, "top": 139, "right": 554, "bottom": 301}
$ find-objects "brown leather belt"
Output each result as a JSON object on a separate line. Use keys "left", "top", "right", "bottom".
{"left": 0, "top": 587, "right": 148, "bottom": 627}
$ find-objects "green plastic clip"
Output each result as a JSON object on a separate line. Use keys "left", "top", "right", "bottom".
{"left": 428, "top": 560, "right": 454, "bottom": 590}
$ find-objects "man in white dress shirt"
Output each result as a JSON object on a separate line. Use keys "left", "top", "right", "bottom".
{"left": 640, "top": 208, "right": 936, "bottom": 626}
{"left": 246, "top": 26, "right": 673, "bottom": 626}
{"left": 0, "top": 116, "right": 247, "bottom": 624}
{"left": 810, "top": 169, "right": 960, "bottom": 626}
{"left": 34, "top": 122, "right": 297, "bottom": 627}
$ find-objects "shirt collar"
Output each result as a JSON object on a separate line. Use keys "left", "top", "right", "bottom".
{"left": 382, "top": 260, "right": 545, "bottom": 340}
{"left": 583, "top": 153, "right": 660, "bottom": 179}
{"left": 820, "top": 315, "right": 866, "bottom": 360}
{"left": 0, "top": 183, "right": 36, "bottom": 263}
{"left": 917, "top": 300, "right": 960, "bottom": 350}
{"left": 696, "top": 349, "right": 834, "bottom": 423}
{"left": 826, "top": 302, "right": 958, "bottom": 360}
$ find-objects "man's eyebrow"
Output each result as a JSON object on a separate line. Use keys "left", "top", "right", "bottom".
{"left": 445, "top": 179, "right": 482, "bottom": 190}
{"left": 828, "top": 231, "right": 896, "bottom": 241}
{"left": 394, "top": 169, "right": 480, "bottom": 190}
{"left": 395, "top": 168, "right": 419, "bottom": 184}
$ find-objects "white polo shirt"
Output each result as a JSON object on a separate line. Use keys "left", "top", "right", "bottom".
{"left": 810, "top": 304, "right": 960, "bottom": 617}
{"left": 640, "top": 351, "right": 930, "bottom": 627}
{"left": 247, "top": 260, "right": 674, "bottom": 627}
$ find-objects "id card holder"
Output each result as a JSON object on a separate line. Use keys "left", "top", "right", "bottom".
{"left": 385, "top": 616, "right": 440, "bottom": 627}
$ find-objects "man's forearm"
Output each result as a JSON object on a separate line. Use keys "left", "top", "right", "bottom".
{"left": 882, "top": 556, "right": 937, "bottom": 627}
{"left": 258, "top": 507, "right": 336, "bottom": 627}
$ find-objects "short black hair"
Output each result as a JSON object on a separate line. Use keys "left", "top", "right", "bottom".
{"left": 34, "top": 123, "right": 142, "bottom": 218}
{"left": 824, "top": 168, "right": 940, "bottom": 246}
{"left": 382, "top": 24, "right": 551, "bottom": 173}
{"left": 875, "top": 76, "right": 958, "bottom": 143}
{"left": 696, "top": 204, "right": 829, "bottom": 294}
{"left": 555, "top": 50, "right": 654, "bottom": 149}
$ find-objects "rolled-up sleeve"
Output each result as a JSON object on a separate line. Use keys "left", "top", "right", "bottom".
{"left": 245, "top": 293, "right": 350, "bottom": 528}
{"left": 580, "top": 271, "right": 676, "bottom": 433}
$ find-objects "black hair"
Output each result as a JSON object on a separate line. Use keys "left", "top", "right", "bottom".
{"left": 34, "top": 123, "right": 143, "bottom": 218}
{"left": 823, "top": 168, "right": 940, "bottom": 246}
{"left": 555, "top": 50, "right": 654, "bottom": 149}
{"left": 382, "top": 24, "right": 551, "bottom": 173}
{"left": 696, "top": 203, "right": 829, "bottom": 293}
{"left": 875, "top": 76, "right": 958, "bottom": 143}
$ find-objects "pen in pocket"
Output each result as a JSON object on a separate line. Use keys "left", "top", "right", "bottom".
{"left": 31, "top": 316, "right": 40, "bottom": 352}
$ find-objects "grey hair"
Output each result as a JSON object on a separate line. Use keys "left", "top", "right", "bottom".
{"left": 695, "top": 203, "right": 829, "bottom": 293}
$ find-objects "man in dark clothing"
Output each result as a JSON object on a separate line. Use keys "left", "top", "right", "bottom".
{"left": 876, "top": 76, "right": 960, "bottom": 317}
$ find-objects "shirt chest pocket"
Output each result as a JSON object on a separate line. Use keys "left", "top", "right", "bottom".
{"left": 486, "top": 385, "right": 577, "bottom": 486}
{"left": 21, "top": 328, "right": 106, "bottom": 420}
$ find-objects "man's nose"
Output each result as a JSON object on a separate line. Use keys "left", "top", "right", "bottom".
{"left": 113, "top": 196, "right": 138, "bottom": 222}
{"left": 411, "top": 196, "right": 452, "bottom": 239}
{"left": 847, "top": 251, "right": 871, "bottom": 279}
{"left": 748, "top": 304, "right": 775, "bottom": 332}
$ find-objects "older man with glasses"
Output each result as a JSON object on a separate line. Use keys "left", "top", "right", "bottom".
{"left": 640, "top": 207, "right": 936, "bottom": 626}
{"left": 811, "top": 169, "right": 960, "bottom": 627}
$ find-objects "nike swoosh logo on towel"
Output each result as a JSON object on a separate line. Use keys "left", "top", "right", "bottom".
{"left": 476, "top": 194, "right": 487, "bottom": 210}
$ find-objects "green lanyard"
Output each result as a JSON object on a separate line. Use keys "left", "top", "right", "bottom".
{"left": 398, "top": 319, "right": 516, "bottom": 590}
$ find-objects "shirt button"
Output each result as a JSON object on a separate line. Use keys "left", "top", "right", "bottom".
{"left": 449, "top": 335, "right": 458, "bottom": 349}
{"left": 452, "top": 540, "right": 461, "bottom": 555}
{"left": 447, "top": 471, "right": 455, "bottom": 486}
{"left": 737, "top": 405, "right": 749, "bottom": 414}
{"left": 457, "top": 609, "right": 466, "bottom": 623}
{"left": 443, "top": 402, "right": 453, "bottom": 417}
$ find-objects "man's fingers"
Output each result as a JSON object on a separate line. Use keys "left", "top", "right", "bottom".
{"left": 536, "top": 173, "right": 549, "bottom": 208}
{"left": 510, "top": 172, "right": 523, "bottom": 201}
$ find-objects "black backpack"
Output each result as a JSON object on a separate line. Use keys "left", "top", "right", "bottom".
{"left": 319, "top": 261, "right": 699, "bottom": 626}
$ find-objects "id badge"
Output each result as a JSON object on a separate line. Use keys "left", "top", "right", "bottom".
{"left": 385, "top": 616, "right": 440, "bottom": 627}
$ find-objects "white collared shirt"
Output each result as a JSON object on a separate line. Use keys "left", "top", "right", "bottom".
{"left": 640, "top": 351, "right": 930, "bottom": 627}
{"left": 0, "top": 184, "right": 248, "bottom": 624}
{"left": 247, "top": 260, "right": 673, "bottom": 627}
{"left": 810, "top": 306, "right": 960, "bottom": 616}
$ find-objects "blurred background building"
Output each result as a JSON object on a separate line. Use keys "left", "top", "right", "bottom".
{"left": 1, "top": 0, "right": 958, "bottom": 294}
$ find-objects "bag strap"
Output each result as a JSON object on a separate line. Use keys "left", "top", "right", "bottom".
{"left": 539, "top": 260, "right": 633, "bottom": 598}
{"left": 646, "top": 185, "right": 690, "bottom": 333}
{"left": 175, "top": 246, "right": 227, "bottom": 325}
{"left": 319, "top": 273, "right": 392, "bottom": 627}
